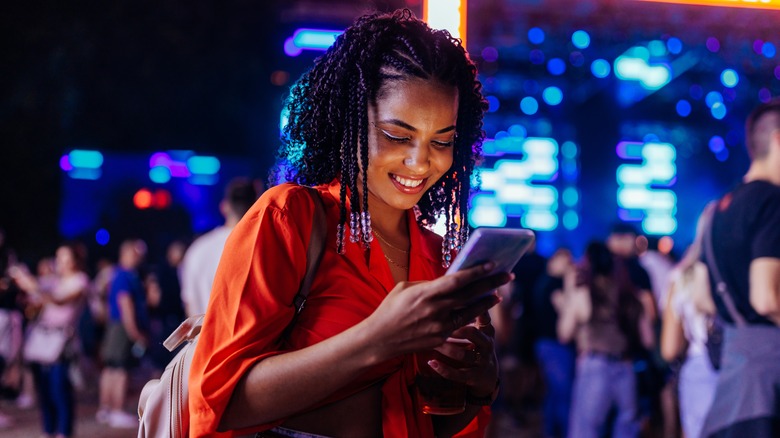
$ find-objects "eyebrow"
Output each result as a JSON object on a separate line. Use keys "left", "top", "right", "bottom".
{"left": 377, "top": 118, "right": 456, "bottom": 134}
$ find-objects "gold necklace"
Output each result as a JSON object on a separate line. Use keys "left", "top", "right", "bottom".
{"left": 383, "top": 253, "right": 409, "bottom": 270}
{"left": 373, "top": 228, "right": 409, "bottom": 254}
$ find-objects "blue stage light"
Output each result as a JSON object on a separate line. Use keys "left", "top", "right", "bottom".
{"left": 720, "top": 69, "right": 739, "bottom": 88}
{"left": 676, "top": 100, "right": 692, "bottom": 117}
{"left": 547, "top": 58, "right": 566, "bottom": 76}
{"left": 711, "top": 102, "right": 727, "bottom": 120}
{"left": 666, "top": 37, "right": 683, "bottom": 55}
{"left": 520, "top": 97, "right": 539, "bottom": 115}
{"left": 591, "top": 59, "right": 611, "bottom": 78}
{"left": 149, "top": 166, "right": 172, "bottom": 184}
{"left": 709, "top": 136, "right": 725, "bottom": 153}
{"left": 705, "top": 91, "right": 723, "bottom": 108}
{"left": 528, "top": 27, "right": 545, "bottom": 45}
{"left": 543, "top": 86, "right": 563, "bottom": 105}
{"left": 572, "top": 30, "right": 590, "bottom": 49}
{"left": 486, "top": 95, "right": 500, "bottom": 112}
{"left": 530, "top": 49, "right": 545, "bottom": 65}
{"left": 96, "top": 229, "right": 110, "bottom": 246}
{"left": 706, "top": 37, "right": 720, "bottom": 52}
{"left": 762, "top": 42, "right": 777, "bottom": 58}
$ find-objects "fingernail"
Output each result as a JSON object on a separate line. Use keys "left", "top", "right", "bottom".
{"left": 483, "top": 262, "right": 495, "bottom": 271}
{"left": 428, "top": 360, "right": 439, "bottom": 369}
{"left": 509, "top": 273, "right": 516, "bottom": 281}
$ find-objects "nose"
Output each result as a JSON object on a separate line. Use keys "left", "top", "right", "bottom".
{"left": 403, "top": 143, "right": 430, "bottom": 174}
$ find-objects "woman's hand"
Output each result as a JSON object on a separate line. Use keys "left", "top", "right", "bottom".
{"left": 428, "top": 313, "right": 499, "bottom": 398}
{"left": 363, "top": 262, "right": 512, "bottom": 362}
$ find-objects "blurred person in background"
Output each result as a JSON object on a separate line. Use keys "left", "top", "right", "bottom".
{"left": 179, "top": 177, "right": 258, "bottom": 317}
{"left": 557, "top": 241, "right": 655, "bottom": 438}
{"left": 535, "top": 247, "right": 576, "bottom": 438}
{"left": 701, "top": 98, "right": 780, "bottom": 437}
{"left": 145, "top": 239, "right": 187, "bottom": 374}
{"left": 9, "top": 241, "right": 89, "bottom": 438}
{"left": 661, "top": 203, "right": 718, "bottom": 438}
{"left": 97, "top": 238, "right": 147, "bottom": 429}
{"left": 0, "top": 227, "right": 19, "bottom": 429}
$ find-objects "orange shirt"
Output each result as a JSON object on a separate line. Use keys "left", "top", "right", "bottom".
{"left": 188, "top": 180, "right": 489, "bottom": 437}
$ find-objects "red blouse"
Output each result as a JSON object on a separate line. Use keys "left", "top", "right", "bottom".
{"left": 188, "top": 180, "right": 490, "bottom": 437}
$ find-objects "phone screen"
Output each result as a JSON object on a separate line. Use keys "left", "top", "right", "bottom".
{"left": 446, "top": 228, "right": 535, "bottom": 275}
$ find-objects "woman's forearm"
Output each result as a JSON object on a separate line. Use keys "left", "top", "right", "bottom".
{"left": 218, "top": 318, "right": 384, "bottom": 431}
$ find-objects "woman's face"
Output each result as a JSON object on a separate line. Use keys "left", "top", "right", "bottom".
{"left": 55, "top": 246, "right": 74, "bottom": 275}
{"left": 364, "top": 77, "right": 459, "bottom": 214}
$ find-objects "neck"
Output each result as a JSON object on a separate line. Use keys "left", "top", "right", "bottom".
{"left": 744, "top": 159, "right": 780, "bottom": 186}
{"left": 224, "top": 215, "right": 240, "bottom": 228}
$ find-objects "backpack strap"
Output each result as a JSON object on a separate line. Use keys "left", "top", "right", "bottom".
{"left": 163, "top": 185, "right": 329, "bottom": 352}
{"left": 701, "top": 200, "right": 746, "bottom": 327}
{"left": 290, "top": 186, "right": 328, "bottom": 316}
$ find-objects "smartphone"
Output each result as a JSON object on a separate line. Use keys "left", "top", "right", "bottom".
{"left": 446, "top": 228, "right": 536, "bottom": 275}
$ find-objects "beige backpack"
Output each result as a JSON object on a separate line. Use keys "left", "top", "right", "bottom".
{"left": 137, "top": 186, "right": 327, "bottom": 437}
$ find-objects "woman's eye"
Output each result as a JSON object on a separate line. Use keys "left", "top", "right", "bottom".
{"left": 381, "top": 130, "right": 410, "bottom": 143}
{"left": 432, "top": 139, "right": 455, "bottom": 148}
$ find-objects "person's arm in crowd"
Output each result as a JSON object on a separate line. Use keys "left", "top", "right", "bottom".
{"left": 749, "top": 257, "right": 780, "bottom": 325}
{"left": 117, "top": 292, "right": 147, "bottom": 346}
{"left": 660, "top": 282, "right": 686, "bottom": 362}
{"left": 691, "top": 261, "right": 716, "bottom": 316}
{"left": 556, "top": 268, "right": 588, "bottom": 344}
{"left": 637, "top": 290, "right": 656, "bottom": 350}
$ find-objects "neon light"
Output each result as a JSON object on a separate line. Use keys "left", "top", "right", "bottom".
{"left": 614, "top": 47, "right": 671, "bottom": 90}
{"left": 67, "top": 168, "right": 102, "bottom": 180}
{"left": 563, "top": 211, "right": 579, "bottom": 230}
{"left": 134, "top": 189, "right": 153, "bottom": 209}
{"left": 616, "top": 141, "right": 677, "bottom": 235}
{"left": 68, "top": 150, "right": 104, "bottom": 169}
{"left": 638, "top": 0, "right": 780, "bottom": 10}
{"left": 283, "top": 29, "right": 343, "bottom": 57}
{"left": 149, "top": 166, "right": 172, "bottom": 184}
{"left": 424, "top": 0, "right": 467, "bottom": 46}
{"left": 59, "top": 155, "right": 73, "bottom": 171}
{"left": 187, "top": 156, "right": 221, "bottom": 175}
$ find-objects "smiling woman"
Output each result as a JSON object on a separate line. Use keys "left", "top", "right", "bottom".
{"left": 188, "top": 9, "right": 504, "bottom": 438}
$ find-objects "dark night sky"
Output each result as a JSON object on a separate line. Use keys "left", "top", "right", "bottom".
{"left": 1, "top": 1, "right": 288, "bottom": 259}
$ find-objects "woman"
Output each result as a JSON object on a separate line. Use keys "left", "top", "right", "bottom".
{"left": 10, "top": 242, "right": 89, "bottom": 438}
{"left": 556, "top": 242, "right": 655, "bottom": 438}
{"left": 189, "top": 9, "right": 508, "bottom": 438}
{"left": 660, "top": 204, "right": 718, "bottom": 438}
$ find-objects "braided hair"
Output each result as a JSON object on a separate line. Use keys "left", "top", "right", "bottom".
{"left": 273, "top": 9, "right": 487, "bottom": 265}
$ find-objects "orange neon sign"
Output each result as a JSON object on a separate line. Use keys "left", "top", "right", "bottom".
{"left": 423, "top": 0, "right": 468, "bottom": 48}
{"left": 638, "top": 0, "right": 780, "bottom": 10}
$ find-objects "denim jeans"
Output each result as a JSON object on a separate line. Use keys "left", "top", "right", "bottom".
{"left": 535, "top": 339, "right": 575, "bottom": 438}
{"left": 31, "top": 361, "right": 74, "bottom": 436}
{"left": 568, "top": 354, "right": 639, "bottom": 438}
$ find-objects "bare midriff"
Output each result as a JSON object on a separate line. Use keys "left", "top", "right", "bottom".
{"left": 280, "top": 381, "right": 384, "bottom": 437}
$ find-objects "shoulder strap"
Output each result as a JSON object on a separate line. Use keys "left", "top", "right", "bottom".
{"left": 291, "top": 186, "right": 328, "bottom": 315}
{"left": 701, "top": 201, "right": 746, "bottom": 326}
{"left": 162, "top": 186, "right": 328, "bottom": 352}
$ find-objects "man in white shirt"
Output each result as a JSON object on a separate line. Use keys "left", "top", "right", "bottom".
{"left": 180, "top": 178, "right": 258, "bottom": 316}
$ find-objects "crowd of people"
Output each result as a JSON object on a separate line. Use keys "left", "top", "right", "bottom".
{"left": 1, "top": 8, "right": 779, "bottom": 438}
{"left": 0, "top": 178, "right": 259, "bottom": 436}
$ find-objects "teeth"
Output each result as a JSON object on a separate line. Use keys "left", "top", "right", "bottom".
{"left": 393, "top": 175, "right": 423, "bottom": 188}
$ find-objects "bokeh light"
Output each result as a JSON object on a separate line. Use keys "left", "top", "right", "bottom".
{"left": 706, "top": 37, "right": 720, "bottom": 52}
{"left": 720, "top": 69, "right": 739, "bottom": 88}
{"left": 543, "top": 86, "right": 563, "bottom": 105}
{"left": 520, "top": 97, "right": 539, "bottom": 115}
{"left": 591, "top": 59, "right": 611, "bottom": 78}
{"left": 547, "top": 58, "right": 566, "bottom": 75}
{"left": 676, "top": 100, "right": 691, "bottom": 117}
{"left": 528, "top": 27, "right": 545, "bottom": 44}
{"left": 482, "top": 46, "right": 499, "bottom": 62}
{"left": 572, "top": 30, "right": 590, "bottom": 49}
